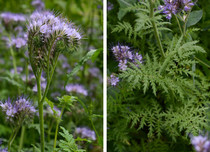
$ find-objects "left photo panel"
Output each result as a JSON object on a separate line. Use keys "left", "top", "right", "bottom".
{"left": 0, "top": 0, "right": 103, "bottom": 152}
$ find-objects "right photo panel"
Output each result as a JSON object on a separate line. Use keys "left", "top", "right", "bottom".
{"left": 107, "top": 0, "right": 210, "bottom": 152}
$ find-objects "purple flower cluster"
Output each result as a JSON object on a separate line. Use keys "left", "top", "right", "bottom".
{"left": 0, "top": 97, "right": 36, "bottom": 124}
{"left": 159, "top": 0, "right": 194, "bottom": 20}
{"left": 0, "top": 148, "right": 7, "bottom": 152}
{"left": 28, "top": 11, "right": 81, "bottom": 40}
{"left": 0, "top": 12, "right": 25, "bottom": 24}
{"left": 191, "top": 135, "right": 210, "bottom": 152}
{"left": 31, "top": 0, "right": 45, "bottom": 11}
{"left": 65, "top": 84, "right": 88, "bottom": 96}
{"left": 108, "top": 1, "right": 114, "bottom": 11}
{"left": 11, "top": 37, "right": 27, "bottom": 48}
{"left": 108, "top": 74, "right": 119, "bottom": 86}
{"left": 75, "top": 127, "right": 96, "bottom": 141}
{"left": 46, "top": 106, "right": 61, "bottom": 117}
{"left": 112, "top": 45, "right": 143, "bottom": 71}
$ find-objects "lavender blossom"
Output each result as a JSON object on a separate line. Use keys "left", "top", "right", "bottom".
{"left": 108, "top": 1, "right": 114, "bottom": 11}
{"left": 112, "top": 44, "right": 143, "bottom": 71}
{"left": 75, "top": 127, "right": 96, "bottom": 141}
{"left": 108, "top": 74, "right": 119, "bottom": 86}
{"left": 191, "top": 135, "right": 210, "bottom": 152}
{"left": 65, "top": 84, "right": 88, "bottom": 96}
{"left": 33, "top": 82, "right": 46, "bottom": 92}
{"left": 31, "top": 0, "right": 45, "bottom": 11}
{"left": 0, "top": 148, "right": 8, "bottom": 152}
{"left": 27, "top": 11, "right": 81, "bottom": 70}
{"left": 0, "top": 12, "right": 25, "bottom": 24}
{"left": 159, "top": 0, "right": 194, "bottom": 20}
{"left": 46, "top": 106, "right": 61, "bottom": 117}
{"left": 0, "top": 97, "right": 36, "bottom": 125}
{"left": 10, "top": 67, "right": 23, "bottom": 75}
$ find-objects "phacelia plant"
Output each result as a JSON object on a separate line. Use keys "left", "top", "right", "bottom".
{"left": 27, "top": 10, "right": 81, "bottom": 152}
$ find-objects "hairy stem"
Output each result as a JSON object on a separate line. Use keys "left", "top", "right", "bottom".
{"left": 148, "top": 0, "right": 165, "bottom": 58}
{"left": 53, "top": 106, "right": 65, "bottom": 151}
{"left": 8, "top": 126, "right": 20, "bottom": 152}
{"left": 18, "top": 126, "right": 25, "bottom": 151}
{"left": 10, "top": 46, "right": 20, "bottom": 94}
{"left": 175, "top": 15, "right": 183, "bottom": 35}
{"left": 37, "top": 73, "right": 45, "bottom": 152}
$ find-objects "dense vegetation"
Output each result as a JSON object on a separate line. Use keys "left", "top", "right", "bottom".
{"left": 107, "top": 0, "right": 210, "bottom": 151}
{"left": 0, "top": 0, "right": 103, "bottom": 152}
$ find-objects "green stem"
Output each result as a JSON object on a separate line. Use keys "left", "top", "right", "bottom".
{"left": 40, "top": 53, "right": 60, "bottom": 104}
{"left": 47, "top": 120, "right": 53, "bottom": 142}
{"left": 18, "top": 126, "right": 25, "bottom": 151}
{"left": 10, "top": 47, "right": 17, "bottom": 75}
{"left": 53, "top": 106, "right": 65, "bottom": 151}
{"left": 10, "top": 46, "right": 20, "bottom": 95}
{"left": 148, "top": 0, "right": 165, "bottom": 58}
{"left": 175, "top": 15, "right": 183, "bottom": 35}
{"left": 37, "top": 73, "right": 45, "bottom": 152}
{"left": 194, "top": 57, "right": 210, "bottom": 68}
{"left": 8, "top": 126, "right": 20, "bottom": 152}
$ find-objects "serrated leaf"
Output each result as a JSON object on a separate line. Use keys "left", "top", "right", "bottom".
{"left": 117, "top": 0, "right": 136, "bottom": 20}
{"left": 186, "top": 10, "right": 203, "bottom": 27}
{"left": 65, "top": 49, "right": 102, "bottom": 86}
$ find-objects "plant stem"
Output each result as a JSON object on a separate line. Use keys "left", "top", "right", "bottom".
{"left": 37, "top": 73, "right": 45, "bottom": 152}
{"left": 53, "top": 106, "right": 65, "bottom": 151}
{"left": 194, "top": 57, "right": 210, "bottom": 68}
{"left": 148, "top": 0, "right": 165, "bottom": 58}
{"left": 18, "top": 126, "right": 25, "bottom": 151}
{"left": 175, "top": 15, "right": 183, "bottom": 35}
{"left": 10, "top": 46, "right": 20, "bottom": 95}
{"left": 10, "top": 47, "right": 17, "bottom": 75}
{"left": 8, "top": 126, "right": 20, "bottom": 152}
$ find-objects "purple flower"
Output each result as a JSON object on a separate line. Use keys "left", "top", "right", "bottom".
{"left": 46, "top": 106, "right": 61, "bottom": 117}
{"left": 0, "top": 97, "right": 36, "bottom": 124}
{"left": 119, "top": 60, "right": 128, "bottom": 71}
{"left": 31, "top": 0, "right": 45, "bottom": 11}
{"left": 0, "top": 12, "right": 25, "bottom": 24}
{"left": 11, "top": 37, "right": 27, "bottom": 48}
{"left": 89, "top": 67, "right": 100, "bottom": 77}
{"left": 28, "top": 11, "right": 81, "bottom": 40}
{"left": 75, "top": 127, "right": 96, "bottom": 141}
{"left": 159, "top": 0, "right": 195, "bottom": 19}
{"left": 10, "top": 67, "right": 23, "bottom": 75}
{"left": 109, "top": 74, "right": 119, "bottom": 86}
{"left": 191, "top": 135, "right": 210, "bottom": 152}
{"left": 33, "top": 82, "right": 46, "bottom": 92}
{"left": 183, "top": 0, "right": 194, "bottom": 11}
{"left": 108, "top": 1, "right": 114, "bottom": 11}
{"left": 65, "top": 84, "right": 88, "bottom": 96}
{"left": 0, "top": 148, "right": 8, "bottom": 152}
{"left": 112, "top": 44, "right": 143, "bottom": 71}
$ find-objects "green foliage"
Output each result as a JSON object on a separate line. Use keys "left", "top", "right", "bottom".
{"left": 112, "top": 1, "right": 171, "bottom": 42}
{"left": 56, "top": 126, "right": 85, "bottom": 152}
{"left": 108, "top": 0, "right": 210, "bottom": 151}
{"left": 187, "top": 10, "right": 203, "bottom": 28}
{"left": 65, "top": 48, "right": 103, "bottom": 86}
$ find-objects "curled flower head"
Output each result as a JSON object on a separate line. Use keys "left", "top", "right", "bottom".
{"left": 112, "top": 44, "right": 143, "bottom": 71}
{"left": 75, "top": 127, "right": 96, "bottom": 141}
{"left": 0, "top": 97, "right": 36, "bottom": 125}
{"left": 65, "top": 84, "right": 88, "bottom": 96}
{"left": 27, "top": 11, "right": 81, "bottom": 73}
